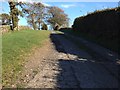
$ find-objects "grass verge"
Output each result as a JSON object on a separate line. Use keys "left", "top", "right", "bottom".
{"left": 2, "top": 30, "right": 50, "bottom": 87}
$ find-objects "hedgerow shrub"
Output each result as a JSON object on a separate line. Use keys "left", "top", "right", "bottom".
{"left": 72, "top": 7, "right": 120, "bottom": 53}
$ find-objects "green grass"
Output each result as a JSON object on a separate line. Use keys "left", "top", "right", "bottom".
{"left": 2, "top": 30, "right": 50, "bottom": 87}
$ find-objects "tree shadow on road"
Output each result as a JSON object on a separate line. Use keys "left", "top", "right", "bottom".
{"left": 55, "top": 58, "right": 120, "bottom": 88}
{"left": 50, "top": 33, "right": 120, "bottom": 88}
{"left": 50, "top": 33, "right": 120, "bottom": 64}
{"left": 50, "top": 33, "right": 66, "bottom": 53}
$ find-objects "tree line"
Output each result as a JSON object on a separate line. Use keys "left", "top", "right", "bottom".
{"left": 0, "top": 1, "right": 69, "bottom": 31}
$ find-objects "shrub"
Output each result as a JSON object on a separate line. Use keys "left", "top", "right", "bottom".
{"left": 41, "top": 23, "right": 48, "bottom": 30}
{"left": 72, "top": 7, "right": 119, "bottom": 53}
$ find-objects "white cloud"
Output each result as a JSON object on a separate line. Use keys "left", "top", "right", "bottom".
{"left": 61, "top": 4, "right": 76, "bottom": 8}
{"left": 18, "top": 0, "right": 27, "bottom": 2}
{"left": 41, "top": 2, "right": 51, "bottom": 7}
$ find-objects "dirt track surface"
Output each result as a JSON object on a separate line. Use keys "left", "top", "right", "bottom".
{"left": 20, "top": 32, "right": 119, "bottom": 88}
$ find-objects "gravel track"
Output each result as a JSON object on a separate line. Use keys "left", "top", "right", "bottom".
{"left": 23, "top": 32, "right": 119, "bottom": 88}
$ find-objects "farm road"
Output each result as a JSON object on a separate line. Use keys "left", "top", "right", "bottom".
{"left": 25, "top": 31, "right": 119, "bottom": 88}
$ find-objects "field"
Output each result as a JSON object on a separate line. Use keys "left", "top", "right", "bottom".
{"left": 2, "top": 30, "right": 50, "bottom": 87}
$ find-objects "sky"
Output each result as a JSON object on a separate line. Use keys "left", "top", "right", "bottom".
{"left": 0, "top": 1, "right": 119, "bottom": 27}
